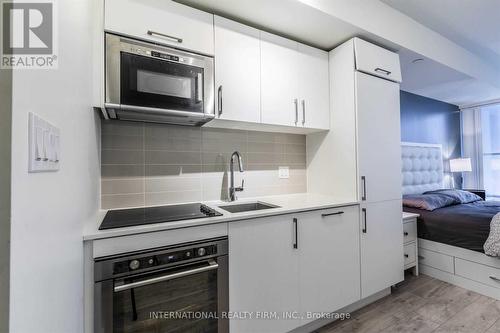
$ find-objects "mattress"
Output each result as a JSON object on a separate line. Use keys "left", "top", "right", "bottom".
{"left": 404, "top": 201, "right": 500, "bottom": 253}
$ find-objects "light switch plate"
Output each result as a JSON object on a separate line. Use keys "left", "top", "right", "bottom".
{"left": 29, "top": 112, "right": 60, "bottom": 172}
{"left": 278, "top": 166, "right": 289, "bottom": 179}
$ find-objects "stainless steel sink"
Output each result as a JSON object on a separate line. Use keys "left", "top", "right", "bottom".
{"left": 218, "top": 202, "right": 280, "bottom": 213}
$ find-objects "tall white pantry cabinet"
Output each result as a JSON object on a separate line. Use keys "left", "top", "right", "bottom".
{"left": 307, "top": 37, "right": 404, "bottom": 298}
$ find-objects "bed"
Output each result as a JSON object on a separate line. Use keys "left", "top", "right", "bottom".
{"left": 404, "top": 201, "right": 500, "bottom": 253}
{"left": 401, "top": 142, "right": 500, "bottom": 299}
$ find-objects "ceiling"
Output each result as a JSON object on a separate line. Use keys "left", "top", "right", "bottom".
{"left": 176, "top": 0, "right": 364, "bottom": 50}
{"left": 381, "top": 0, "right": 500, "bottom": 70}
{"left": 399, "top": 49, "right": 500, "bottom": 106}
{"left": 177, "top": 0, "right": 500, "bottom": 106}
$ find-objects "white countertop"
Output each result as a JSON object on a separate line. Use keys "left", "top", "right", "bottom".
{"left": 83, "top": 193, "right": 358, "bottom": 241}
{"left": 403, "top": 212, "right": 419, "bottom": 220}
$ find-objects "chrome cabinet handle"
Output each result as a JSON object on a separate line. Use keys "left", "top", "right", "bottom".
{"left": 404, "top": 232, "right": 409, "bottom": 236}
{"left": 293, "top": 218, "right": 298, "bottom": 249}
{"left": 147, "top": 30, "right": 183, "bottom": 43}
{"left": 362, "top": 208, "right": 367, "bottom": 233}
{"left": 217, "top": 85, "right": 223, "bottom": 117}
{"left": 375, "top": 67, "right": 391, "bottom": 75}
{"left": 321, "top": 211, "right": 344, "bottom": 217}
{"left": 301, "top": 100, "right": 306, "bottom": 125}
{"left": 114, "top": 259, "right": 218, "bottom": 292}
{"left": 294, "top": 99, "right": 298, "bottom": 125}
{"left": 404, "top": 254, "right": 409, "bottom": 258}
{"left": 361, "top": 176, "right": 367, "bottom": 201}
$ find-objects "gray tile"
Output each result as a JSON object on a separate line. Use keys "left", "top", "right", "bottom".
{"left": 202, "top": 139, "right": 247, "bottom": 153}
{"left": 101, "top": 149, "right": 144, "bottom": 165}
{"left": 285, "top": 143, "right": 306, "bottom": 155}
{"left": 284, "top": 133, "right": 306, "bottom": 145}
{"left": 145, "top": 136, "right": 201, "bottom": 152}
{"left": 202, "top": 152, "right": 247, "bottom": 166}
{"left": 101, "top": 121, "right": 143, "bottom": 136}
{"left": 145, "top": 123, "right": 201, "bottom": 140}
{"left": 145, "top": 177, "right": 201, "bottom": 193}
{"left": 145, "top": 150, "right": 201, "bottom": 165}
{"left": 101, "top": 179, "right": 144, "bottom": 195}
{"left": 247, "top": 131, "right": 288, "bottom": 144}
{"left": 102, "top": 134, "right": 144, "bottom": 150}
{"left": 101, "top": 194, "right": 144, "bottom": 209}
{"left": 146, "top": 165, "right": 202, "bottom": 177}
{"left": 145, "top": 190, "right": 202, "bottom": 206}
{"left": 247, "top": 141, "right": 285, "bottom": 154}
{"left": 247, "top": 152, "right": 285, "bottom": 164}
{"left": 101, "top": 165, "right": 144, "bottom": 179}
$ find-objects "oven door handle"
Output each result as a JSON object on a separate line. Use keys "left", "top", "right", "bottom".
{"left": 114, "top": 259, "right": 218, "bottom": 292}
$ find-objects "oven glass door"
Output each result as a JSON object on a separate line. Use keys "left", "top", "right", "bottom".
{"left": 113, "top": 260, "right": 218, "bottom": 333}
{"left": 120, "top": 52, "right": 204, "bottom": 113}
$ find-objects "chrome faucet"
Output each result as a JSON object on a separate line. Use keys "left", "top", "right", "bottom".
{"left": 229, "top": 151, "right": 244, "bottom": 201}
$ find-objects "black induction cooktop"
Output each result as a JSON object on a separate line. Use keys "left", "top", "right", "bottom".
{"left": 99, "top": 203, "right": 223, "bottom": 230}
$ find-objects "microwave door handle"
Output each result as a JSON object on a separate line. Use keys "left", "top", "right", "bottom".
{"left": 114, "top": 259, "right": 218, "bottom": 292}
{"left": 196, "top": 73, "right": 203, "bottom": 103}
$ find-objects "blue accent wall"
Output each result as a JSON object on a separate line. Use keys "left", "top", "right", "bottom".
{"left": 400, "top": 91, "right": 461, "bottom": 185}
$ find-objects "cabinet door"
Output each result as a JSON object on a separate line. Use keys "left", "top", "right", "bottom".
{"left": 298, "top": 206, "right": 360, "bottom": 325}
{"left": 356, "top": 72, "right": 402, "bottom": 203}
{"left": 214, "top": 17, "right": 261, "bottom": 123}
{"left": 298, "top": 43, "right": 330, "bottom": 130}
{"left": 228, "top": 215, "right": 300, "bottom": 333}
{"left": 261, "top": 32, "right": 299, "bottom": 127}
{"left": 105, "top": 0, "right": 214, "bottom": 55}
{"left": 360, "top": 200, "right": 404, "bottom": 298}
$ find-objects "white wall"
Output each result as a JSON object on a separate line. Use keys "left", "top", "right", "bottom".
{"left": 9, "top": 0, "right": 100, "bottom": 332}
{"left": 0, "top": 61, "right": 12, "bottom": 333}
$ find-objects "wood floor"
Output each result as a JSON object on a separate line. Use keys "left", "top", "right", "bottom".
{"left": 316, "top": 274, "right": 500, "bottom": 333}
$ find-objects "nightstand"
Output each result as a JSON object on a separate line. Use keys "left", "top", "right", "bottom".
{"left": 403, "top": 212, "right": 419, "bottom": 276}
{"left": 464, "top": 189, "right": 486, "bottom": 200}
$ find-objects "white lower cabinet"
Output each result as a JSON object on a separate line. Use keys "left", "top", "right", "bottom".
{"left": 298, "top": 206, "right": 360, "bottom": 325}
{"left": 228, "top": 205, "right": 360, "bottom": 332}
{"left": 228, "top": 214, "right": 301, "bottom": 333}
{"left": 360, "top": 200, "right": 404, "bottom": 298}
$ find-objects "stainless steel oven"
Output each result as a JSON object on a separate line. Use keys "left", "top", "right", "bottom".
{"left": 94, "top": 238, "right": 228, "bottom": 333}
{"left": 104, "top": 33, "right": 215, "bottom": 126}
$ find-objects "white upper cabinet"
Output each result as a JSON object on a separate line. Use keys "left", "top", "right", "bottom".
{"left": 356, "top": 71, "right": 402, "bottom": 203}
{"left": 354, "top": 38, "right": 402, "bottom": 83}
{"left": 261, "top": 32, "right": 300, "bottom": 127}
{"left": 214, "top": 16, "right": 261, "bottom": 123}
{"left": 104, "top": 0, "right": 214, "bottom": 55}
{"left": 297, "top": 43, "right": 330, "bottom": 130}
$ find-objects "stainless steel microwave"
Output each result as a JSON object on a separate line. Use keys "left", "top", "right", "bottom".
{"left": 103, "top": 33, "right": 215, "bottom": 126}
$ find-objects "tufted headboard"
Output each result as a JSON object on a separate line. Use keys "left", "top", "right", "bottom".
{"left": 401, "top": 142, "right": 444, "bottom": 195}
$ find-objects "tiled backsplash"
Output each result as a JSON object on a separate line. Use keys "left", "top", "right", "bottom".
{"left": 101, "top": 121, "right": 307, "bottom": 209}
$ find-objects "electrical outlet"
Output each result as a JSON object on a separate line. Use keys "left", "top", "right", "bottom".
{"left": 278, "top": 166, "right": 289, "bottom": 179}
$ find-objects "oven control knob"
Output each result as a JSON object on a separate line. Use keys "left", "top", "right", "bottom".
{"left": 129, "top": 259, "right": 140, "bottom": 270}
{"left": 197, "top": 248, "right": 206, "bottom": 256}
